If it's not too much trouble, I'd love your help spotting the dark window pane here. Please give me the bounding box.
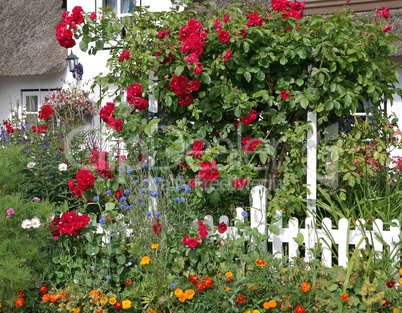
[121,0,135,13]
[25,96,38,112]
[103,0,117,12]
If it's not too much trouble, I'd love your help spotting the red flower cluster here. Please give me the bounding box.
[118,50,130,62]
[31,124,47,134]
[384,25,392,33]
[281,90,290,99]
[189,275,214,292]
[152,219,163,235]
[3,120,13,134]
[198,220,208,238]
[375,7,390,19]
[155,51,173,65]
[218,222,227,234]
[157,30,170,39]
[170,74,200,106]
[214,18,222,30]
[223,50,233,62]
[127,83,148,111]
[188,140,204,159]
[38,105,55,121]
[198,160,219,187]
[232,178,249,189]
[50,211,90,236]
[99,102,123,132]
[224,14,231,23]
[217,30,230,44]
[241,109,257,125]
[242,137,263,153]
[245,13,264,28]
[272,0,305,21]
[56,6,84,48]
[68,167,95,199]
[89,148,114,179]
[183,235,200,248]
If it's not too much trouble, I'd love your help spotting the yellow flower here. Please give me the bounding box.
[74,308,80,313]
[400,277,402,286]
[240,271,243,274]
[151,244,159,249]
[268,300,277,308]
[174,289,184,297]
[140,256,152,265]
[225,287,231,292]
[184,289,195,300]
[109,298,117,305]
[122,299,132,309]
[252,310,260,313]
[225,271,233,277]
[244,310,251,313]
[399,268,402,276]
[0,302,2,308]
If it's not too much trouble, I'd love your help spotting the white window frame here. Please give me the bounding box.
[96,0,138,18]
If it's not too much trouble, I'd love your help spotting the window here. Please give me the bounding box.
[99,0,136,17]
[21,89,59,124]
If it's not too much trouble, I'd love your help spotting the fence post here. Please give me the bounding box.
[148,72,158,213]
[250,185,267,249]
[306,111,317,217]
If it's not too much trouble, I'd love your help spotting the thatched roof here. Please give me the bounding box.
[0,0,67,77]
[193,1,402,57]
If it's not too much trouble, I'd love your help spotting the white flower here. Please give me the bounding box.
[31,217,41,228]
[21,219,32,229]
[125,262,132,267]
[27,162,36,168]
[73,279,79,284]
[58,163,68,171]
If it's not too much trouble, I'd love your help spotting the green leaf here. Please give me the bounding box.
[256,70,265,82]
[268,224,280,236]
[244,71,251,83]
[259,152,268,164]
[296,79,304,86]
[79,39,89,52]
[174,66,184,76]
[96,40,104,50]
[243,41,250,53]
[280,56,288,65]
[293,233,304,245]
[117,255,126,265]
[300,97,309,109]
[201,72,211,84]
[298,49,307,59]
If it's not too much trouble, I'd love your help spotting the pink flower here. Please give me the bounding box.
[223,50,233,61]
[383,25,392,32]
[53,236,60,241]
[281,90,290,100]
[33,197,41,201]
[6,208,14,218]
[90,12,97,20]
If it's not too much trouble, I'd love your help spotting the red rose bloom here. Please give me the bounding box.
[281,90,290,100]
[127,83,143,99]
[383,25,392,32]
[90,12,97,20]
[214,18,222,30]
[193,140,204,151]
[295,305,305,313]
[218,222,227,234]
[178,95,193,107]
[100,102,115,122]
[118,50,130,62]
[198,220,208,238]
[76,167,95,190]
[223,50,232,61]
[241,109,257,125]
[194,63,203,74]
[190,78,201,91]
[188,53,199,63]
[382,7,390,19]
[217,30,230,44]
[188,238,198,248]
[189,178,196,188]
[224,13,231,23]
[232,178,249,189]
[157,30,170,39]
[183,236,190,245]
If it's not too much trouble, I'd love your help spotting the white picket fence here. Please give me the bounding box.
[201,186,401,269]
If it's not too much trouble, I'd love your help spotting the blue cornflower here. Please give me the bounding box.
[137,198,142,203]
[174,198,180,202]
[106,275,112,280]
[186,187,192,194]
[146,212,152,217]
[128,195,134,200]
[94,196,99,201]
[124,190,130,194]
[170,283,176,288]
[150,191,159,198]
[127,168,134,174]
[179,198,185,203]
[99,218,106,224]
[181,184,188,189]
[133,180,138,183]
[50,245,55,248]
[120,197,127,202]
[155,212,161,218]
[127,205,134,209]
[144,179,149,184]
[91,266,95,271]
[142,163,149,168]
[177,175,183,180]
[241,211,248,218]
[118,166,124,172]
[141,188,147,194]
[106,190,112,195]
[176,185,183,190]
[120,205,126,209]
[155,177,162,183]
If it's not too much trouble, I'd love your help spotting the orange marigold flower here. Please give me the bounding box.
[151,244,159,249]
[15,298,24,307]
[50,294,57,303]
[124,279,131,285]
[74,308,80,313]
[184,289,195,300]
[179,294,187,302]
[340,293,349,301]
[249,285,258,290]
[42,294,51,302]
[237,295,246,303]
[255,259,267,267]
[90,290,99,296]
[268,300,277,308]
[196,283,205,292]
[225,271,233,277]
[17,290,24,297]
[174,289,184,297]
[301,282,311,293]
[109,298,117,305]
[140,256,152,265]
[295,305,305,313]
[149,310,157,313]
[189,275,200,285]
[263,302,270,309]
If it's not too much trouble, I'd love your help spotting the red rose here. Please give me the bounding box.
[224,13,231,23]
[188,238,198,248]
[100,102,115,122]
[208,170,220,181]
[72,6,84,24]
[214,18,222,30]
[118,50,130,62]
[194,63,203,74]
[127,83,143,98]
[76,167,95,190]
[190,78,201,91]
[178,95,193,107]
[232,178,249,189]
[189,178,196,188]
[218,222,227,234]
[241,109,257,125]
[281,90,290,99]
[170,74,189,98]
[217,30,230,44]
[383,25,392,32]
[382,7,390,19]
[193,140,204,151]
[191,45,203,56]
[90,12,97,20]
[113,118,123,132]
[115,188,123,199]
[157,30,170,39]
[183,236,190,245]
[38,105,54,121]
[223,50,233,61]
[188,53,199,63]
